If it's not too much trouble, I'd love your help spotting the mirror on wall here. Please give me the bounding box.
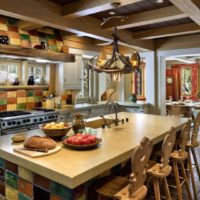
[181,67,192,96]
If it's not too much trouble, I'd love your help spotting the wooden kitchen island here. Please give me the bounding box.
[0,112,188,200]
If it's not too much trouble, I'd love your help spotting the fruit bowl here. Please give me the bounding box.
[39,122,71,138]
[62,133,102,150]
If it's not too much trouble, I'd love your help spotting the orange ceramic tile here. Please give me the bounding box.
[0,92,6,99]
[7,91,16,98]
[7,104,17,111]
[5,184,18,200]
[35,90,43,96]
[21,40,31,48]
[18,178,33,198]
[50,194,62,200]
[0,105,6,111]
[17,97,27,104]
[0,30,8,36]
[7,98,17,104]
[0,16,6,24]
[26,102,35,110]
[61,95,67,100]
[17,90,26,97]
[48,39,56,45]
[8,31,20,39]
[7,25,18,32]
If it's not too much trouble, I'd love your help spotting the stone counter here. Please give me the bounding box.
[0,112,187,200]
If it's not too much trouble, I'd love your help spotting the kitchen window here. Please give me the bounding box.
[28,63,46,83]
[0,61,20,84]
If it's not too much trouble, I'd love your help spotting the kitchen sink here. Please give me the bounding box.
[85,118,114,129]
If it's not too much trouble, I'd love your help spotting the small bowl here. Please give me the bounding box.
[39,123,71,138]
[11,135,26,143]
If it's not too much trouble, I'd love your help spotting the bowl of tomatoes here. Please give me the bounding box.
[62,133,102,150]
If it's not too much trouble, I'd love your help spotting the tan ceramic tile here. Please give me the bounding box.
[17,97,27,104]
[0,23,8,31]
[18,29,29,34]
[61,100,66,105]
[18,166,33,183]
[7,91,16,98]
[7,104,17,111]
[43,91,48,96]
[10,38,21,46]
[26,97,35,103]
[5,184,18,200]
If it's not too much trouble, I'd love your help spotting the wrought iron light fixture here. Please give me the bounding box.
[87,2,140,82]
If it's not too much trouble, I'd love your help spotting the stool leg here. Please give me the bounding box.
[188,149,198,200]
[153,177,161,200]
[180,161,193,200]
[163,177,172,200]
[191,148,200,181]
[172,160,182,200]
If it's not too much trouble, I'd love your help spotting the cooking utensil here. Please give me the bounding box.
[18,147,49,153]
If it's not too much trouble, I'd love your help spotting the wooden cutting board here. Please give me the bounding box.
[14,145,61,158]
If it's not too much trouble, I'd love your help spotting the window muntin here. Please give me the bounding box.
[28,63,46,83]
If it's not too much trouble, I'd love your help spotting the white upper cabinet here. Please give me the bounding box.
[63,55,83,90]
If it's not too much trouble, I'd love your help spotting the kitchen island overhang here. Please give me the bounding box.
[0,112,188,190]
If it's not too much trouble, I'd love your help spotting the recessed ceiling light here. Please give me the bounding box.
[156,0,164,3]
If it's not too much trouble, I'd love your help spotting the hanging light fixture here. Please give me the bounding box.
[87,2,140,82]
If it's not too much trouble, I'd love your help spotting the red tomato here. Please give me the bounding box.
[88,135,96,143]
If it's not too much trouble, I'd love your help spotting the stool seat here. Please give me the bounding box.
[170,150,188,161]
[115,185,147,200]
[186,141,199,148]
[96,176,129,197]
[147,164,172,178]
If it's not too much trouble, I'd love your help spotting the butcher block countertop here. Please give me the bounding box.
[0,112,187,189]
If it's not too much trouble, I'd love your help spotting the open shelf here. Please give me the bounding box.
[0,85,49,91]
[0,44,75,62]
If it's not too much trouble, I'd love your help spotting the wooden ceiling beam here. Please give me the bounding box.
[62,0,143,19]
[170,0,200,25]
[103,6,187,29]
[18,20,44,31]
[132,23,200,39]
[0,0,153,51]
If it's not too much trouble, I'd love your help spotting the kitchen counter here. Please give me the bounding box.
[0,112,187,191]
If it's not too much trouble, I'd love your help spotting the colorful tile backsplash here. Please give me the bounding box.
[0,15,64,52]
[0,89,46,111]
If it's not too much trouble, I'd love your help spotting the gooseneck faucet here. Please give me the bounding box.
[105,100,118,125]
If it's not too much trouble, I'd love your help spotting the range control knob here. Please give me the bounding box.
[8,122,12,126]
[39,118,43,122]
[23,119,27,123]
[12,121,16,125]
[27,119,30,122]
[17,121,21,125]
[33,119,38,123]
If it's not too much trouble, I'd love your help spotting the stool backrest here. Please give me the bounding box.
[128,137,153,195]
[160,127,176,170]
[168,105,186,117]
[180,121,191,152]
[191,111,200,145]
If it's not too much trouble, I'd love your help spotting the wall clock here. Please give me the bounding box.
[166,77,173,84]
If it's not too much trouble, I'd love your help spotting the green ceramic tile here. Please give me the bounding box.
[6,17,17,25]
[20,34,30,41]
[26,90,34,97]
[16,103,26,110]
[50,182,72,199]
[5,171,18,189]
[0,168,5,182]
[34,96,42,103]
[0,158,5,169]
[0,99,6,105]
[48,45,58,52]
[18,192,31,200]
[47,34,55,39]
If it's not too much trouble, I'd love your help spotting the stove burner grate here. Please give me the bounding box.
[0,111,31,118]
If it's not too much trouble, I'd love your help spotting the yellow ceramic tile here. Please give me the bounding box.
[18,28,29,34]
[0,23,8,31]
[26,97,34,103]
[7,91,16,98]
[17,97,27,104]
[43,91,48,96]
[61,100,66,105]
[10,38,21,46]
[5,184,18,200]
[7,104,16,111]
[30,36,39,43]
[18,166,33,183]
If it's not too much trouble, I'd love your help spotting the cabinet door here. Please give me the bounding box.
[64,55,82,90]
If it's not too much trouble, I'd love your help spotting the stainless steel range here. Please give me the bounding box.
[0,109,58,135]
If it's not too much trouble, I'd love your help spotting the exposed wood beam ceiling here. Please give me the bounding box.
[62,0,143,18]
[170,0,200,25]
[103,6,187,29]
[132,23,200,39]
[0,0,153,51]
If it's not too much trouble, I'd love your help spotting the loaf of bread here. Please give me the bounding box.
[24,136,56,150]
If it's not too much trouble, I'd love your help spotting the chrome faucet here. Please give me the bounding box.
[105,101,119,126]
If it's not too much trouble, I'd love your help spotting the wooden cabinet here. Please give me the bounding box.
[63,55,82,90]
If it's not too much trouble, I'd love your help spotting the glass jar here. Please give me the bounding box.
[72,113,85,134]
[27,76,35,85]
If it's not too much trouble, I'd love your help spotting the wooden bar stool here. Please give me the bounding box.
[96,137,153,200]
[170,121,193,200]
[147,127,176,200]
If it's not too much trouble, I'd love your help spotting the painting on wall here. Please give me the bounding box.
[181,67,192,96]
